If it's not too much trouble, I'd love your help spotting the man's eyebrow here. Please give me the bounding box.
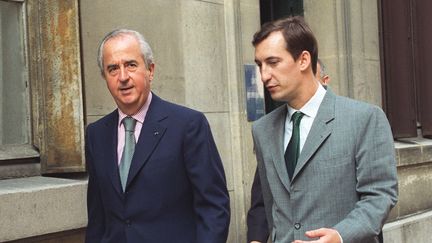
[106,60,138,69]
[255,56,280,64]
[264,56,280,62]
[124,59,138,65]
[106,64,118,69]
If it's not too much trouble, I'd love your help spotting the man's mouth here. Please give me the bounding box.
[120,86,133,91]
[266,85,277,91]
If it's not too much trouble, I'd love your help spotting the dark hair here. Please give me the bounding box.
[252,16,318,75]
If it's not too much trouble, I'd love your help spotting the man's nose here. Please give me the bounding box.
[260,67,271,83]
[119,67,129,82]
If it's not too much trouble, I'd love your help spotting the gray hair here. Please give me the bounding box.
[317,58,327,78]
[97,29,154,75]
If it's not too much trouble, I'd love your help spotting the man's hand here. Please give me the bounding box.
[292,228,341,243]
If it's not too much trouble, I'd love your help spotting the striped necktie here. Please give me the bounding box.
[119,116,136,191]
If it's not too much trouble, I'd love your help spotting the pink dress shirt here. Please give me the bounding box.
[117,92,152,165]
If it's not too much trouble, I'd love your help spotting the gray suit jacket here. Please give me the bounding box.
[252,89,398,243]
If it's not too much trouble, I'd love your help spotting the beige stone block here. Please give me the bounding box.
[363,60,382,106]
[396,163,432,218]
[0,177,87,241]
[84,78,116,116]
[304,0,339,58]
[0,162,40,180]
[387,200,400,222]
[347,1,363,54]
[422,144,432,163]
[320,58,342,95]
[80,0,186,116]
[227,190,237,243]
[348,0,379,59]
[384,223,404,243]
[384,210,432,243]
[181,0,229,112]
[196,0,224,4]
[305,0,383,104]
[241,121,257,207]
[362,0,381,60]
[239,0,260,63]
[351,59,382,106]
[305,0,351,97]
[346,1,382,106]
[205,112,234,191]
[397,145,423,167]
[391,142,432,222]
[85,115,105,126]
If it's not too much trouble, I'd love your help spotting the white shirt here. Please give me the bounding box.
[283,84,327,152]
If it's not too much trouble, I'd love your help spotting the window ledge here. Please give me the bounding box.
[384,209,432,242]
[394,138,432,167]
[0,144,39,161]
[0,176,88,242]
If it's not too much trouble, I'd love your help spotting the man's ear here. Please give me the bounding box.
[148,63,155,81]
[298,50,311,72]
[321,75,330,85]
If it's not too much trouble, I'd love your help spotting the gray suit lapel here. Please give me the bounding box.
[293,90,336,181]
[265,106,292,192]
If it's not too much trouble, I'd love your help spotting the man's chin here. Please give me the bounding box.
[270,94,286,102]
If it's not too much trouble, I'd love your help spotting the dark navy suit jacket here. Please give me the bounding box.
[247,168,270,243]
[85,94,230,243]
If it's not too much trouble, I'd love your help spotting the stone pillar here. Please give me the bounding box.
[304,0,382,106]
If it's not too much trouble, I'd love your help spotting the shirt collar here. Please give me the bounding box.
[118,92,153,127]
[286,84,327,119]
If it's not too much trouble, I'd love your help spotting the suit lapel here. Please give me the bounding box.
[292,90,336,181]
[266,106,292,192]
[101,111,124,196]
[126,95,167,189]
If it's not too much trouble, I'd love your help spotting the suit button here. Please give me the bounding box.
[125,219,131,226]
[294,223,301,230]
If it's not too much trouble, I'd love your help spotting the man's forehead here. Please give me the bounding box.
[105,58,137,65]
[103,42,142,64]
[255,43,289,61]
[256,33,286,52]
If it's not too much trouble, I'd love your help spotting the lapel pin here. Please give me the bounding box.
[154,131,159,136]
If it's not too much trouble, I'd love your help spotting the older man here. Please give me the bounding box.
[85,29,230,243]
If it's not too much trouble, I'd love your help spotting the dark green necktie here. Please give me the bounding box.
[285,111,304,180]
[119,116,136,191]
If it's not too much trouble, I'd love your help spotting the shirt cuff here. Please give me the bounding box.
[337,230,343,243]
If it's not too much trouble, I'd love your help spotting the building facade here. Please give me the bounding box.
[0,0,431,242]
